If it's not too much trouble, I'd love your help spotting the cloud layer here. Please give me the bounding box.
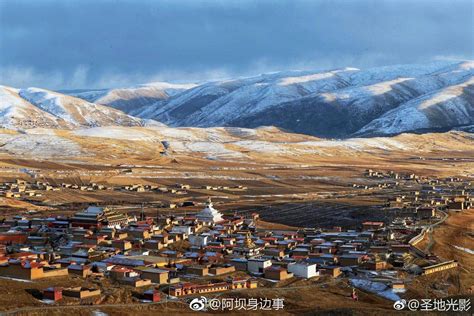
[0,0,472,89]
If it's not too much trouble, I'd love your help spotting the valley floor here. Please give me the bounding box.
[0,130,472,315]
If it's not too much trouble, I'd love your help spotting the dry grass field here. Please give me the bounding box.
[0,129,472,315]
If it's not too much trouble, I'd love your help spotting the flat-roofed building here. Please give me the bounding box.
[247,258,272,274]
[139,267,169,284]
[288,262,318,278]
[264,267,293,281]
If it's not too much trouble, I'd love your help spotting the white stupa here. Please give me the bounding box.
[196,198,224,223]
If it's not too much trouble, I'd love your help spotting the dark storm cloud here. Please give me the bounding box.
[0,0,472,89]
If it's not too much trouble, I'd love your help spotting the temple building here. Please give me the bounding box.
[234,232,260,256]
[70,206,129,229]
[195,198,224,224]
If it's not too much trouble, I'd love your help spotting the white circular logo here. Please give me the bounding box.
[189,297,207,311]
[393,299,406,310]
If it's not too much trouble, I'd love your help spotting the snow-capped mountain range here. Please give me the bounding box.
[0,86,151,129]
[68,82,196,113]
[1,61,473,137]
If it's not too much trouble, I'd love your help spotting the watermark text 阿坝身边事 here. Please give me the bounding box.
[189,297,284,311]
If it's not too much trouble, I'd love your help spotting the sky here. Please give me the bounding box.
[0,0,473,90]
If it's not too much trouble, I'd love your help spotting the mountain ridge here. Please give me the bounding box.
[1,61,473,137]
[69,60,473,138]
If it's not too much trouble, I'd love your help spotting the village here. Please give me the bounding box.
[0,168,472,312]
[0,172,247,204]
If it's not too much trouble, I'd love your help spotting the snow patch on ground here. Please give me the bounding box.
[0,276,32,282]
[350,279,401,301]
[454,245,474,255]
[234,141,289,153]
[300,138,410,151]
[0,134,83,157]
[24,128,57,135]
[168,141,245,159]
[74,127,157,141]
[158,128,201,141]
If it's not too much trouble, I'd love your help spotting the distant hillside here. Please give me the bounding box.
[71,61,473,138]
[0,85,150,129]
[70,82,196,113]
[0,126,472,162]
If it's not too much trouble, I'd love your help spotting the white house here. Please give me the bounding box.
[288,262,319,278]
[247,258,272,274]
[189,234,209,247]
[171,225,192,235]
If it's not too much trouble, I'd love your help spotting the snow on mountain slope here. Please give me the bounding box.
[141,81,243,120]
[345,61,460,86]
[71,82,196,113]
[0,86,71,129]
[150,68,359,126]
[145,62,458,126]
[227,62,473,137]
[126,60,473,137]
[2,61,472,137]
[18,87,144,128]
[356,75,474,136]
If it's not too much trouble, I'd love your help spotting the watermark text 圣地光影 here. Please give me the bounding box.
[393,298,471,312]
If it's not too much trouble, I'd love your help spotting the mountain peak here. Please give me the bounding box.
[0,85,147,130]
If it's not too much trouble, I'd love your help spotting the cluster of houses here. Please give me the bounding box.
[0,172,470,304]
[1,178,248,202]
[360,170,473,212]
[122,183,188,194]
[121,183,247,194]
[365,169,421,180]
[385,187,472,213]
[1,179,50,199]
[0,179,109,199]
[61,182,108,191]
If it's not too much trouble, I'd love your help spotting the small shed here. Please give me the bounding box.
[43,287,62,301]
[143,289,161,302]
